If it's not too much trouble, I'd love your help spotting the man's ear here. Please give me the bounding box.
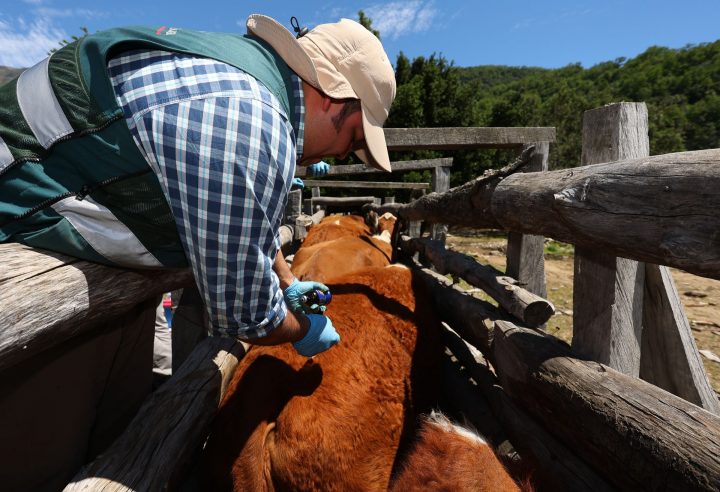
[321,94,333,113]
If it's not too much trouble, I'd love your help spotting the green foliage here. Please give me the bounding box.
[357,11,380,39]
[544,240,574,257]
[48,26,90,55]
[389,38,720,179]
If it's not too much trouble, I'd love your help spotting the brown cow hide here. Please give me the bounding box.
[291,235,393,283]
[202,264,444,491]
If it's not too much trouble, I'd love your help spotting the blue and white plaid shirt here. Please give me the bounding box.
[108,50,304,340]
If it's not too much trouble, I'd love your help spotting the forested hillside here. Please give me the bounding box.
[0,67,22,86]
[387,40,720,186]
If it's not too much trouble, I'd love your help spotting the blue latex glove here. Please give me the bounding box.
[293,314,340,356]
[291,177,304,189]
[307,161,330,177]
[284,278,330,314]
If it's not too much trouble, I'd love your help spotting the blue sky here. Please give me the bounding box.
[1,0,718,69]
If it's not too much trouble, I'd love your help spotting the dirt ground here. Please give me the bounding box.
[445,229,720,397]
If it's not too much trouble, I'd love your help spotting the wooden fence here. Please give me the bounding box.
[365,103,720,490]
[2,107,720,491]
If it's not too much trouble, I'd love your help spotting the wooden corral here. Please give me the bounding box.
[2,108,720,491]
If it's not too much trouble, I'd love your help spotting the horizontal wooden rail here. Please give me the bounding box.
[310,196,377,207]
[0,243,194,372]
[371,147,720,280]
[384,127,556,150]
[295,158,452,177]
[66,337,246,491]
[410,258,720,491]
[493,319,720,492]
[399,235,555,327]
[441,325,614,491]
[304,180,428,190]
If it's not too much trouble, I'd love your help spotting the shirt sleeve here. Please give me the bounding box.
[132,94,295,339]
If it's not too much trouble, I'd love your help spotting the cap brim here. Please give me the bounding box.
[355,104,391,172]
[246,14,321,89]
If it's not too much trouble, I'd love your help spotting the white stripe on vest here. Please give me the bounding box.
[17,57,74,149]
[51,196,163,267]
[0,136,13,173]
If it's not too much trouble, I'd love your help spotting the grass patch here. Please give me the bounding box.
[544,240,574,257]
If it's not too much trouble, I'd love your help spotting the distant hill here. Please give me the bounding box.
[0,66,23,86]
[456,65,549,90]
[387,39,720,183]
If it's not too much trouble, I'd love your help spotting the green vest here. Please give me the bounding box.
[0,26,298,267]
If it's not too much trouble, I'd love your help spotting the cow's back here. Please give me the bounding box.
[301,215,370,248]
[202,264,443,491]
[291,235,393,283]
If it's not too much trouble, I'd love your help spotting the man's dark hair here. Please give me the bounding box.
[332,99,362,132]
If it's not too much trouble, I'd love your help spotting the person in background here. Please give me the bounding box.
[162,292,173,328]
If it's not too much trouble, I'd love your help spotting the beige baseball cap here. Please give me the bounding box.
[246,14,396,172]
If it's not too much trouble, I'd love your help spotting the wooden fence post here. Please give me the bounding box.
[431,164,451,243]
[505,142,549,299]
[284,189,302,225]
[641,264,720,413]
[572,103,648,375]
[172,286,209,373]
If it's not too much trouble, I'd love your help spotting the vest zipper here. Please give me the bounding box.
[0,168,150,227]
[0,114,123,180]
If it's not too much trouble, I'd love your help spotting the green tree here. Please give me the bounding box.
[357,11,380,39]
[49,26,90,55]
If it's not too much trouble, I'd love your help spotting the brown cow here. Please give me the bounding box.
[300,214,371,248]
[202,213,527,491]
[203,264,443,491]
[291,213,395,283]
[391,412,530,492]
[300,212,395,249]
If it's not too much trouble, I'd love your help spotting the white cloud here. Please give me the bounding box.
[363,1,438,40]
[0,17,67,68]
[0,8,106,68]
[35,7,105,19]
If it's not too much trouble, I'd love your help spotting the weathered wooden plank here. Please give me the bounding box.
[572,252,645,371]
[442,324,616,492]
[294,158,452,177]
[400,236,554,327]
[431,164,451,242]
[278,225,294,249]
[364,145,535,226]
[572,102,648,375]
[172,286,209,373]
[641,264,720,414]
[302,179,429,190]
[0,243,194,372]
[493,319,720,492]
[491,148,720,280]
[65,336,246,491]
[441,334,510,448]
[369,146,720,279]
[284,189,302,224]
[409,260,500,354]
[2,298,157,492]
[291,214,313,241]
[384,127,556,150]
[311,209,326,224]
[506,142,549,300]
[311,196,377,207]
